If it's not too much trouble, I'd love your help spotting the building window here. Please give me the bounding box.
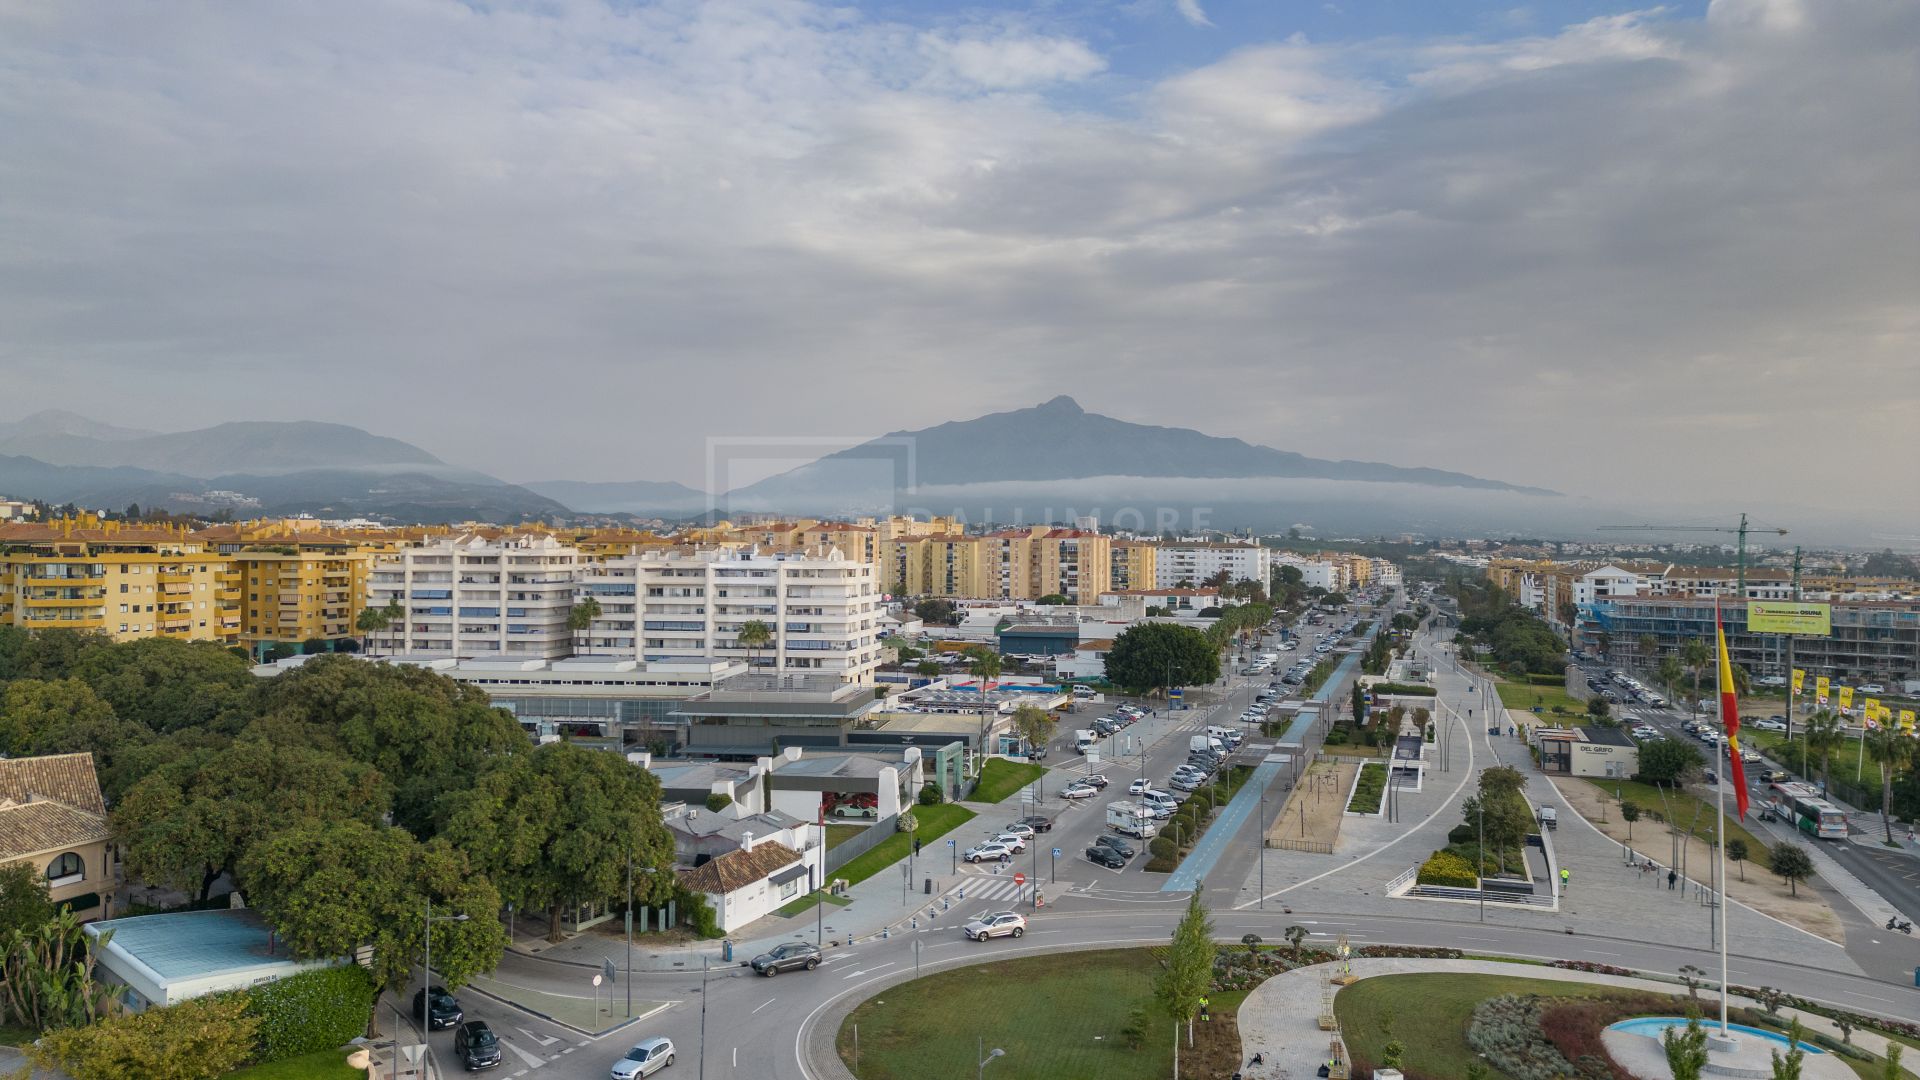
[47,851,84,883]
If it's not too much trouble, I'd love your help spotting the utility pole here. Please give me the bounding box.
[1784,547,1801,746]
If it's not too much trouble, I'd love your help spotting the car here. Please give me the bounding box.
[612,1037,676,1079]
[1016,814,1055,832]
[1093,834,1136,858]
[1742,749,1763,764]
[963,842,1013,863]
[1082,774,1110,789]
[1860,683,1885,694]
[1060,783,1099,799]
[1141,801,1174,819]
[992,832,1029,853]
[1128,778,1153,795]
[1169,776,1201,792]
[454,1021,503,1071]
[1000,822,1036,839]
[1086,845,1127,869]
[963,911,1028,940]
[750,941,822,976]
[1751,718,1787,732]
[413,986,463,1030]
[1703,771,1719,786]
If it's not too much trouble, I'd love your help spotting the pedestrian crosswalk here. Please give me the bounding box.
[944,874,1033,904]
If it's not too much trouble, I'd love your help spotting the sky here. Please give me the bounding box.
[2,0,1915,513]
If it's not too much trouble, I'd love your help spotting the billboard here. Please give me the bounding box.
[1747,602,1832,635]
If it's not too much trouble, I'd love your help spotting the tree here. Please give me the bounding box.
[1104,623,1219,697]
[439,742,675,942]
[1865,724,1916,844]
[1620,801,1640,840]
[1727,838,1749,882]
[354,605,392,656]
[1883,1043,1903,1080]
[736,618,773,669]
[1036,594,1070,605]
[0,909,117,1032]
[1800,711,1846,790]
[115,739,392,902]
[568,597,603,656]
[914,659,941,680]
[68,637,256,735]
[1637,738,1705,787]
[1011,704,1055,756]
[300,636,330,655]
[1587,695,1610,719]
[1681,639,1711,716]
[0,863,52,939]
[31,993,259,1080]
[1284,924,1308,949]
[1678,964,1706,1000]
[0,678,114,756]
[1770,842,1814,895]
[1769,1016,1805,1080]
[239,818,506,1019]
[964,646,1001,691]
[1638,633,1659,664]
[1663,1010,1710,1080]
[912,598,959,626]
[1155,889,1216,1046]
[1323,592,1348,608]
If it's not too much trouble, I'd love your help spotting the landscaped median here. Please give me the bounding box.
[970,758,1047,803]
[832,803,976,886]
[1345,762,1387,814]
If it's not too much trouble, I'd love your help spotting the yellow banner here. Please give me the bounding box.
[1900,709,1916,731]
[1815,676,1830,702]
[1838,686,1854,712]
[1864,697,1881,717]
[1747,602,1833,635]
[1791,668,1805,693]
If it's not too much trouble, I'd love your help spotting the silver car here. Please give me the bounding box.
[962,911,1028,941]
[611,1037,675,1079]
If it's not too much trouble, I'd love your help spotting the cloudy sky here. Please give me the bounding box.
[2,0,1915,511]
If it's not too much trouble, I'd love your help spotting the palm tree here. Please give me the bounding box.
[965,647,1004,764]
[737,619,774,671]
[1637,633,1658,667]
[354,606,391,657]
[1801,710,1846,790]
[1681,639,1711,717]
[568,597,603,656]
[1864,724,1917,844]
[1658,655,1685,701]
[1596,631,1612,661]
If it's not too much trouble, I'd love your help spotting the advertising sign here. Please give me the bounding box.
[1747,602,1832,635]
[1837,686,1854,713]
[1815,676,1830,704]
[1791,668,1805,694]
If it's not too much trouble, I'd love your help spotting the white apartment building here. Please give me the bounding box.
[368,534,580,659]
[1153,541,1272,590]
[579,545,881,685]
[1273,554,1343,591]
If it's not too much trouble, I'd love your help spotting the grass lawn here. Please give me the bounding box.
[1744,730,1880,789]
[834,803,976,886]
[825,823,866,850]
[1582,777,1773,870]
[220,1048,363,1079]
[1336,972,1660,1080]
[838,949,1172,1080]
[774,888,853,918]
[0,1023,35,1048]
[972,758,1047,804]
[1494,679,1583,716]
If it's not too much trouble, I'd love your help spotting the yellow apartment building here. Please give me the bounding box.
[894,534,992,598]
[0,518,239,643]
[1111,540,1158,593]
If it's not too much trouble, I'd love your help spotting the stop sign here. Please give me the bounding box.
[1014,872,1026,886]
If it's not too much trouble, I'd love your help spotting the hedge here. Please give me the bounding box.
[1417,849,1479,888]
[1148,836,1177,861]
[244,966,375,1064]
[1347,763,1387,814]
[1370,682,1437,696]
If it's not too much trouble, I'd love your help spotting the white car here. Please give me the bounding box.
[1750,718,1787,732]
[962,911,1027,941]
[1129,778,1153,795]
[963,842,1013,863]
[991,832,1029,853]
[1060,783,1099,800]
[1860,683,1885,694]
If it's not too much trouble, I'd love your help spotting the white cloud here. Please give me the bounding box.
[1175,0,1214,29]
[0,0,1914,513]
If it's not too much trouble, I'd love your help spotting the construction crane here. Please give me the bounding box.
[1597,513,1788,594]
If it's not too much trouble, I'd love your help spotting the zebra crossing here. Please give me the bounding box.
[942,873,1040,905]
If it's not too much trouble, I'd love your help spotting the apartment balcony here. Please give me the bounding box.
[23,592,108,606]
[218,588,242,602]
[23,613,104,629]
[158,571,193,584]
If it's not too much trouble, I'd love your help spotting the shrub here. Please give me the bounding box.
[1148,836,1177,861]
[1417,850,1478,888]
[1144,855,1178,873]
[676,885,724,939]
[1189,791,1213,815]
[1348,763,1388,813]
[34,994,259,1080]
[243,966,375,1063]
[1324,728,1349,746]
[918,782,942,806]
[1447,822,1477,846]
[704,792,733,812]
[1465,994,1581,1080]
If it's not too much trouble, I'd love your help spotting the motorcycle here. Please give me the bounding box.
[1887,917,1912,934]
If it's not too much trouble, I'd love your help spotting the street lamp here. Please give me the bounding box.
[626,854,660,1017]
[977,1039,1006,1080]
[422,901,470,1073]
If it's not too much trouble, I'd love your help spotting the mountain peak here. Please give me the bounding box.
[1034,395,1084,415]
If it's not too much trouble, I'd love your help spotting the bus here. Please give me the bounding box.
[1768,781,1848,840]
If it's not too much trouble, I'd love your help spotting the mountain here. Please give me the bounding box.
[520,479,708,517]
[0,417,443,477]
[726,396,1556,511]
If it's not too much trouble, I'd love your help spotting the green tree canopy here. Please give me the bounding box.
[1155,889,1216,1039]
[439,742,675,941]
[1106,623,1220,696]
[1635,738,1704,786]
[0,861,53,938]
[68,638,256,734]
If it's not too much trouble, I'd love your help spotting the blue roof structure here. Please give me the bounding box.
[87,909,286,980]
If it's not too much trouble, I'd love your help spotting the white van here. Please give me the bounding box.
[1204,726,1242,748]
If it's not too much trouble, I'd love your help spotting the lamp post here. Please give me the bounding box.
[626,853,660,1018]
[422,901,470,1074]
[977,1039,1005,1080]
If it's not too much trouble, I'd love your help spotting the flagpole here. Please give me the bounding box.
[1716,718,1730,1035]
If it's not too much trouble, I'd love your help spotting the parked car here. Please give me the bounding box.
[1016,814,1055,832]
[1128,778,1153,795]
[750,942,822,976]
[1751,718,1787,732]
[991,833,1029,853]
[1093,834,1136,859]
[611,1037,676,1079]
[455,1021,503,1071]
[1086,845,1127,869]
[1000,822,1036,839]
[413,986,463,1030]
[1082,774,1110,789]
[1170,776,1200,792]
[1060,783,1099,799]
[963,842,1013,863]
[963,911,1028,941]
[1741,749,1763,764]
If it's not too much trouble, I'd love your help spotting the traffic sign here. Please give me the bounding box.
[1052,848,1061,858]
[602,958,617,983]
[1014,872,1026,885]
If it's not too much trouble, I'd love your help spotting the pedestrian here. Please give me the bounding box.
[1559,867,1571,891]
[914,838,922,856]
[1000,851,1010,866]
[1668,868,1678,890]
[1199,995,1211,1021]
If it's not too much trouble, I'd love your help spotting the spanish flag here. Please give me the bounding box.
[1716,600,1749,819]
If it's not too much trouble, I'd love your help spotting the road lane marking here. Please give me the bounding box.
[751,998,776,1014]
[842,962,897,979]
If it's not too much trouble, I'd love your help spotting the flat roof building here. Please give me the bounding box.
[85,908,344,1012]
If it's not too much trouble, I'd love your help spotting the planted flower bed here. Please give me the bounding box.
[1346,762,1387,814]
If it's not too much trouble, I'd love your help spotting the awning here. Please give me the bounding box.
[769,864,810,887]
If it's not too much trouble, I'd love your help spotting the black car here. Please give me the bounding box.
[750,941,821,976]
[454,1021,502,1071]
[413,986,462,1030]
[1085,845,1127,869]
[1092,835,1135,859]
[1016,815,1055,833]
